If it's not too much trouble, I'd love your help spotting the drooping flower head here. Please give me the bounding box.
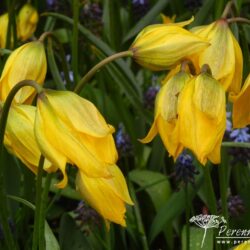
[178,70,226,165]
[130,18,209,71]
[76,165,133,227]
[34,90,118,188]
[17,4,39,41]
[140,71,191,159]
[191,19,243,94]
[0,41,47,104]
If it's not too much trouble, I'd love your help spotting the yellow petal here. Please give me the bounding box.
[45,90,114,137]
[233,242,250,250]
[193,73,225,119]
[0,41,47,104]
[178,77,226,165]
[139,119,158,144]
[191,19,242,92]
[0,13,9,48]
[35,93,111,184]
[79,133,118,164]
[76,165,133,226]
[4,104,53,174]
[228,31,243,94]
[232,73,250,128]
[157,116,183,159]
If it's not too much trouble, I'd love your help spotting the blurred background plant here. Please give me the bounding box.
[0,0,250,249]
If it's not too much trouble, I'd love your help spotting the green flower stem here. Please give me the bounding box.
[38,173,52,250]
[74,50,133,94]
[219,157,229,222]
[227,17,250,24]
[39,32,71,88]
[203,166,217,215]
[72,0,80,84]
[221,141,250,148]
[128,181,149,250]
[47,37,66,90]
[185,185,190,250]
[32,156,45,250]
[0,80,43,250]
[221,0,234,18]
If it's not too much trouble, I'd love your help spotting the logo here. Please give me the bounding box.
[190,214,250,248]
[190,214,226,248]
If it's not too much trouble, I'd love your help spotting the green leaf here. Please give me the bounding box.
[190,0,215,27]
[46,38,66,90]
[129,170,171,210]
[149,172,204,243]
[182,226,214,250]
[7,195,35,210]
[103,0,122,50]
[0,48,12,55]
[123,0,170,43]
[45,222,60,250]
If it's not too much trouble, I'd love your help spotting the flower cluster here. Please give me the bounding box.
[0,40,133,227]
[133,17,249,166]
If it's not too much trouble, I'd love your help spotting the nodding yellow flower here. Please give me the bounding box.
[0,41,47,104]
[17,4,39,41]
[140,71,191,159]
[76,165,133,227]
[0,13,9,48]
[3,103,53,174]
[232,73,250,128]
[130,19,209,71]
[34,90,118,188]
[191,19,243,94]
[178,72,226,165]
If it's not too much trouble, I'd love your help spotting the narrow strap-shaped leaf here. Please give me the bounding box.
[123,0,170,43]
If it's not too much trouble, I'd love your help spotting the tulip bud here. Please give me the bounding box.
[130,21,209,71]
[0,41,47,104]
[17,4,39,41]
[0,13,9,48]
[76,165,133,227]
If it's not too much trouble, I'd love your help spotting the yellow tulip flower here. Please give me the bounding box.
[17,4,39,41]
[178,72,226,165]
[0,13,9,48]
[232,73,250,128]
[3,103,53,174]
[140,71,191,159]
[130,19,209,71]
[0,41,47,104]
[191,19,243,94]
[34,90,118,188]
[76,165,133,227]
